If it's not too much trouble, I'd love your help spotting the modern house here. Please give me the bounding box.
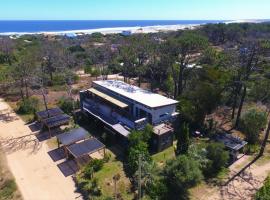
[80,80,179,152]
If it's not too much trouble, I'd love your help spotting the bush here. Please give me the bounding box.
[205,142,229,176]
[0,179,17,200]
[84,65,93,74]
[17,97,39,114]
[239,109,267,144]
[57,97,79,114]
[163,155,203,198]
[103,152,111,163]
[77,161,103,199]
[52,74,66,86]
[176,122,190,155]
[255,176,270,200]
[89,159,104,172]
[244,144,260,155]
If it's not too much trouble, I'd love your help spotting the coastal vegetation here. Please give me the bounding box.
[0,147,22,200]
[1,22,270,199]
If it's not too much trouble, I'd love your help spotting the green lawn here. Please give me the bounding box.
[152,145,175,167]
[94,153,133,200]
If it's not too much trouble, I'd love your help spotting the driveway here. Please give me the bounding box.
[0,98,82,200]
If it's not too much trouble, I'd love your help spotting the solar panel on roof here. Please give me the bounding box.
[56,127,89,146]
[67,138,105,159]
[36,108,64,120]
[44,114,70,128]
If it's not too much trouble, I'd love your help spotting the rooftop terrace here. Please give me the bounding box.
[93,80,178,108]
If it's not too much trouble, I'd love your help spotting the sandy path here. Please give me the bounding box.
[0,98,82,200]
[201,155,270,200]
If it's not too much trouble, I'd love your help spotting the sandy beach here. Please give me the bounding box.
[1,24,200,36]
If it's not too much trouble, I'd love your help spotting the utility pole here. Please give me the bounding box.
[138,154,142,200]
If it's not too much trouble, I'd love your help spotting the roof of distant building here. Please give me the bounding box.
[93,80,178,108]
[215,133,247,151]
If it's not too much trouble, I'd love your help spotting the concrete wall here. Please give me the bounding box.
[151,105,177,124]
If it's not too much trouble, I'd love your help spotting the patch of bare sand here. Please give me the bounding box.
[199,155,270,200]
[0,98,82,200]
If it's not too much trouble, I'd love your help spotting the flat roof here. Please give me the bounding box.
[215,134,247,151]
[36,107,64,120]
[43,114,70,128]
[88,88,128,108]
[56,127,89,146]
[153,123,173,135]
[67,138,105,159]
[93,80,178,108]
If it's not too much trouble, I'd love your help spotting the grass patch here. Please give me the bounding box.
[6,101,34,123]
[46,137,58,149]
[0,147,22,200]
[152,145,175,167]
[94,156,133,200]
[50,85,68,92]
[0,180,17,200]
[255,154,270,166]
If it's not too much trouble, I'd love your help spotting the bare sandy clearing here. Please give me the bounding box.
[0,98,82,200]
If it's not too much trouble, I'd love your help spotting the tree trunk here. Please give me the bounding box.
[231,86,240,119]
[24,79,29,98]
[50,72,53,82]
[138,75,141,87]
[259,119,270,157]
[235,85,246,128]
[20,79,25,101]
[178,65,184,96]
[174,81,178,99]
[41,88,49,117]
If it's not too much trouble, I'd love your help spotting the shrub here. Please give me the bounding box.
[176,122,190,155]
[255,176,270,200]
[0,179,17,200]
[244,144,260,155]
[163,155,203,197]
[17,97,39,114]
[89,159,104,172]
[205,142,229,176]
[239,109,267,144]
[57,97,79,114]
[84,65,93,74]
[52,74,66,86]
[103,152,111,163]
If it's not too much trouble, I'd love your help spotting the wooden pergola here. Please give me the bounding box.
[42,114,71,137]
[56,127,89,157]
[66,138,106,166]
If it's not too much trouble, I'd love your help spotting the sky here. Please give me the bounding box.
[0,0,269,20]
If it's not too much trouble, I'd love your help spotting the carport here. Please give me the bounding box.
[42,114,71,137]
[36,107,64,121]
[66,138,105,166]
[56,127,89,157]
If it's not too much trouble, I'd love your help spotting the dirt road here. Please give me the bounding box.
[0,98,82,200]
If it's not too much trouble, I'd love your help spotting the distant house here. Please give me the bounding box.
[121,30,132,36]
[80,80,179,152]
[215,133,247,162]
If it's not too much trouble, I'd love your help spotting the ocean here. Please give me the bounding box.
[0,20,227,35]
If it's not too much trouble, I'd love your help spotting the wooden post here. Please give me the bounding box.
[48,126,51,138]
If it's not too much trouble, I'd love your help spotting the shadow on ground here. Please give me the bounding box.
[48,148,66,162]
[57,159,79,177]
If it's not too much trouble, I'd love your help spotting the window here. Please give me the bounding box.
[159,113,168,118]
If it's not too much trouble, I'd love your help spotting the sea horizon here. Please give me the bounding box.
[0,20,229,35]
